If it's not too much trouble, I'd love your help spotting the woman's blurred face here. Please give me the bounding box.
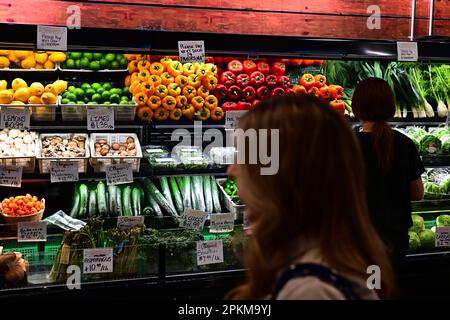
[227,164,257,224]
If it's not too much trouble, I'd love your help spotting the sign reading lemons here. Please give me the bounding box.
[37,26,68,51]
[0,107,30,130]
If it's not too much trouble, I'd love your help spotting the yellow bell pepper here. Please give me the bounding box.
[167,83,181,97]
[155,85,168,99]
[161,72,174,86]
[196,107,211,120]
[162,96,177,111]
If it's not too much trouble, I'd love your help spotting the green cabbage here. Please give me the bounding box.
[418,229,435,249]
[436,214,450,227]
[424,181,446,199]
[405,127,427,140]
[441,134,450,154]
[420,134,442,155]
[409,215,425,233]
[440,177,450,194]
[430,128,450,139]
[408,231,421,251]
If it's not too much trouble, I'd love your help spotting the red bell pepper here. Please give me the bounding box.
[205,56,215,64]
[243,60,257,75]
[331,85,344,99]
[237,101,251,110]
[277,75,290,89]
[308,86,321,97]
[221,101,237,111]
[250,71,265,87]
[257,62,270,76]
[256,86,270,100]
[252,99,261,108]
[212,84,228,100]
[271,62,286,76]
[271,87,285,97]
[224,57,235,65]
[214,57,224,66]
[319,86,331,100]
[285,88,296,95]
[236,74,250,88]
[314,74,327,88]
[227,85,241,100]
[292,84,307,95]
[329,99,345,113]
[300,74,315,90]
[289,59,303,66]
[242,86,256,101]
[228,60,244,75]
[266,75,278,88]
[220,71,236,87]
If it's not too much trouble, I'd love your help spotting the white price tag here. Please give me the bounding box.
[59,244,71,265]
[178,40,205,63]
[17,221,47,242]
[105,163,133,186]
[210,213,235,233]
[436,227,450,247]
[117,216,144,230]
[87,108,114,131]
[179,208,208,230]
[0,165,22,188]
[225,110,247,129]
[196,240,224,266]
[0,108,30,130]
[50,161,79,183]
[83,248,113,274]
[397,41,418,62]
[37,25,68,51]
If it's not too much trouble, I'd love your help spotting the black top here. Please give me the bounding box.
[357,130,425,235]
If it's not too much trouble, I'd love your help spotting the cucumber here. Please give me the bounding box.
[203,176,213,213]
[183,176,192,209]
[143,178,178,217]
[147,193,162,217]
[210,176,222,213]
[70,188,80,218]
[78,184,88,219]
[192,176,206,211]
[169,176,184,215]
[88,190,97,217]
[106,191,110,216]
[116,186,123,216]
[96,181,108,217]
[176,177,184,193]
[132,187,142,216]
[108,185,118,217]
[122,186,132,216]
[190,179,198,210]
[159,177,176,213]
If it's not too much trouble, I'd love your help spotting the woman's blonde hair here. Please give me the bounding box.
[226,94,393,299]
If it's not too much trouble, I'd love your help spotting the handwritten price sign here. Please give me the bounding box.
[0,165,22,188]
[50,161,79,183]
[37,25,67,51]
[18,221,47,242]
[436,227,450,247]
[117,216,144,230]
[179,209,208,230]
[105,163,133,185]
[87,108,114,131]
[225,110,247,129]
[210,213,235,233]
[196,240,224,266]
[83,248,113,274]
[0,108,30,130]
[178,40,205,63]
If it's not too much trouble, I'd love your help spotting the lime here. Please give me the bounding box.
[62,92,69,99]
[101,91,111,102]
[123,87,130,96]
[110,61,120,69]
[120,96,129,102]
[68,86,76,93]
[83,52,93,60]
[60,62,67,69]
[102,83,112,91]
[105,53,115,62]
[80,57,90,70]
[99,59,109,70]
[91,83,102,91]
[71,52,82,60]
[109,88,120,95]
[90,61,101,71]
[65,59,74,69]
[87,101,97,105]
[77,101,85,105]
[119,58,127,69]
[75,60,81,68]
[85,88,96,99]
[103,101,111,105]
[96,88,105,95]
[74,88,85,100]
[61,98,70,104]
[84,97,90,103]
[80,83,91,91]
[110,93,120,103]
[93,53,103,60]
[66,93,77,102]
[91,93,102,103]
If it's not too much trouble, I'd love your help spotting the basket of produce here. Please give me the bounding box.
[89,133,142,172]
[0,195,45,230]
[216,178,245,218]
[36,133,90,174]
[0,50,65,71]
[59,52,127,72]
[0,129,39,173]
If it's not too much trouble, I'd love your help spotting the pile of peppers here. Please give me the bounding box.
[224,178,241,205]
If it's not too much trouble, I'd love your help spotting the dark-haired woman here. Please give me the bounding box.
[352,78,425,271]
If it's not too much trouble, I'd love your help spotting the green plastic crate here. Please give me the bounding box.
[2,242,39,264]
[44,236,63,265]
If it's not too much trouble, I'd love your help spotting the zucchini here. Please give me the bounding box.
[210,176,222,213]
[143,178,178,217]
[147,193,163,217]
[78,184,88,219]
[169,176,184,215]
[192,176,206,211]
[203,176,213,213]
[115,186,123,217]
[70,188,80,218]
[106,191,110,217]
[132,187,142,216]
[122,186,132,217]
[96,181,108,217]
[108,185,118,217]
[176,177,184,193]
[183,176,192,209]
[159,177,176,213]
[88,190,97,217]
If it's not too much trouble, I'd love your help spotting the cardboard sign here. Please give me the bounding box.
[179,209,208,230]
[17,221,47,242]
[225,110,247,129]
[0,165,22,188]
[50,161,79,183]
[37,25,68,51]
[397,42,418,62]
[436,227,450,247]
[83,248,113,274]
[178,40,205,63]
[117,216,144,230]
[105,163,133,186]
[210,213,235,233]
[0,108,30,130]
[87,108,114,131]
[196,240,224,266]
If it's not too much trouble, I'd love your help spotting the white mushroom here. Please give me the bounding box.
[0,133,7,142]
[8,129,19,139]
[23,134,33,144]
[18,131,24,138]
[14,137,23,147]
[5,137,13,145]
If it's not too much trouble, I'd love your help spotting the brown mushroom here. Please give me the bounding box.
[100,148,109,156]
[119,145,126,152]
[98,139,108,145]
[127,149,137,156]
[95,143,101,149]
[126,137,135,144]
[127,143,135,150]
[112,143,120,150]
[120,150,128,156]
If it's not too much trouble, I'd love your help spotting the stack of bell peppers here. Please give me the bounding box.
[213,59,291,111]
[125,56,224,121]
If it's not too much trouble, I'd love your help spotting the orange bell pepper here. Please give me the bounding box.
[196,66,210,79]
[160,57,173,69]
[154,107,169,121]
[204,95,218,110]
[124,75,131,87]
[175,75,189,88]
[182,63,195,76]
[192,96,205,110]
[176,95,188,108]
[150,75,162,87]
[135,92,148,107]
[137,106,153,121]
[135,54,147,61]
[147,95,162,110]
[182,105,195,119]
[210,106,224,120]
[150,62,164,75]
[162,95,177,110]
[168,61,183,77]
[138,70,150,81]
[202,75,218,91]
[155,85,168,99]
[138,60,151,71]
[188,74,201,88]
[197,86,210,99]
[182,86,196,101]
[167,83,181,97]
[128,60,139,73]
[169,108,182,121]
[141,81,155,97]
[196,107,211,120]
[130,72,140,84]
[130,81,144,95]
[206,63,218,74]
[161,72,175,86]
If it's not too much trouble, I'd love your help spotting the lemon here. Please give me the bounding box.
[44,60,55,69]
[11,78,27,91]
[28,95,42,104]
[44,84,58,95]
[40,92,57,104]
[0,56,10,68]
[13,87,31,103]
[0,90,13,104]
[34,52,48,64]
[52,80,68,94]
[29,82,45,96]
[0,80,7,91]
[21,55,36,69]
[13,50,29,60]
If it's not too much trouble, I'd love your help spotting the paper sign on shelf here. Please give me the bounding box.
[50,161,79,183]
[397,42,418,62]
[87,108,114,131]
[179,208,208,230]
[225,110,247,129]
[37,25,67,51]
[0,165,22,188]
[209,213,235,233]
[17,221,47,242]
[0,108,30,130]
[178,40,205,64]
[105,163,133,186]
[196,240,224,266]
[83,248,113,274]
[117,216,145,230]
[436,227,450,247]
